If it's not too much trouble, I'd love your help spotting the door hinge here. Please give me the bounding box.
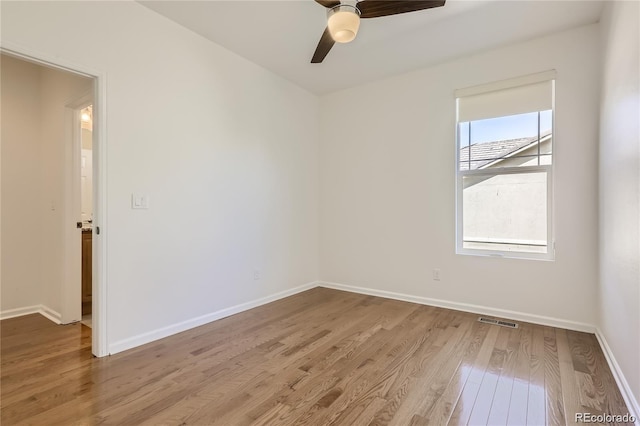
[95,226,100,235]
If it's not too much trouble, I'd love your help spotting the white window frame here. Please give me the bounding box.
[454,72,556,261]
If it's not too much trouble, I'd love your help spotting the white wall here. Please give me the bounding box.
[1,1,319,352]
[1,55,43,312]
[319,24,601,328]
[598,0,640,413]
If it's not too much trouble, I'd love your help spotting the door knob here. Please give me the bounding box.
[77,222,82,229]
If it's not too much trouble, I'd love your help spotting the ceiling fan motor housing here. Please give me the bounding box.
[327,4,361,43]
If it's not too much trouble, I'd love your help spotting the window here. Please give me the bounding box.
[455,71,555,260]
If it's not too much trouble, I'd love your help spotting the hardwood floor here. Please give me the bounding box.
[0,288,632,425]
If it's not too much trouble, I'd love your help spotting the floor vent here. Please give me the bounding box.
[478,317,519,328]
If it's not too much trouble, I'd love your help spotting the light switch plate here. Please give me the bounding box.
[131,193,150,209]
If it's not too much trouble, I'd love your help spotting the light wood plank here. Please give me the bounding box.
[486,327,520,424]
[544,326,567,426]
[527,325,547,425]
[447,325,501,425]
[421,321,491,424]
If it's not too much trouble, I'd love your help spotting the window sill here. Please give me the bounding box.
[456,248,555,261]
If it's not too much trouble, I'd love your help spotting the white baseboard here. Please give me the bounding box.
[318,281,596,333]
[0,304,61,324]
[108,281,318,355]
[595,328,640,423]
[0,305,41,320]
[39,305,62,324]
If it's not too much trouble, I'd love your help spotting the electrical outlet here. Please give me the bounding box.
[253,270,260,280]
[433,269,441,281]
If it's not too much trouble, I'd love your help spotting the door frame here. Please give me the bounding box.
[1,43,109,357]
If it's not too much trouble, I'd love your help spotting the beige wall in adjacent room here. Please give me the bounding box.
[1,55,43,312]
[1,54,91,317]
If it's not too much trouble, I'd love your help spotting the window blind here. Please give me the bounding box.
[456,70,556,122]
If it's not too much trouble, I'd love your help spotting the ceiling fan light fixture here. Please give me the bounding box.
[327,5,360,43]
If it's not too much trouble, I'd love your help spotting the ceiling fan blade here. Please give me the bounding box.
[315,0,340,8]
[311,27,336,63]
[357,0,445,18]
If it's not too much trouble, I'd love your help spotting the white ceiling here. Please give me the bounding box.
[139,0,604,95]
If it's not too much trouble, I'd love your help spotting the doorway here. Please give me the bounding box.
[0,49,107,356]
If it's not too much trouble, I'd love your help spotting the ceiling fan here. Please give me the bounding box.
[311,0,446,63]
